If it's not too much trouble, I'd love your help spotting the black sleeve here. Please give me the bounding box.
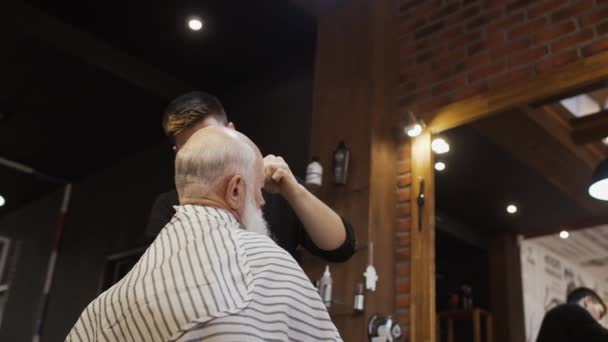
[568,306,608,342]
[145,190,179,240]
[299,215,357,263]
[537,304,608,342]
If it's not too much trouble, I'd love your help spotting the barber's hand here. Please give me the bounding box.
[263,155,299,197]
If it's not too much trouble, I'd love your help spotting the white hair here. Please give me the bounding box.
[175,131,256,201]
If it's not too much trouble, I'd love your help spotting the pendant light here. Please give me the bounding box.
[589,158,608,200]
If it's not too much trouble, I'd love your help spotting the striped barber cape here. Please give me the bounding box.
[66,205,341,341]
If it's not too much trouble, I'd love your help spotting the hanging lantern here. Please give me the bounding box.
[333,141,350,185]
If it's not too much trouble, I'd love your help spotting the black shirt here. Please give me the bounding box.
[536,304,608,342]
[146,189,356,262]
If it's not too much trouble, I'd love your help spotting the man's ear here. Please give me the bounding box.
[228,122,236,130]
[225,175,245,211]
[172,145,178,153]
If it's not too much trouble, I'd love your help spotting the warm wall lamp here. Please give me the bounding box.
[402,111,424,138]
[589,157,608,200]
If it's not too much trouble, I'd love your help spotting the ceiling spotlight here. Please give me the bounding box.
[589,158,608,200]
[402,111,424,138]
[188,17,203,31]
[602,137,608,146]
[0,195,5,207]
[435,162,446,171]
[432,138,450,154]
[559,230,569,239]
[506,204,517,214]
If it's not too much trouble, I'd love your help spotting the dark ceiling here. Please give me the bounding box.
[436,122,594,237]
[0,0,317,217]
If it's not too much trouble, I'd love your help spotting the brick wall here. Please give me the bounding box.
[394,0,608,339]
[395,142,412,332]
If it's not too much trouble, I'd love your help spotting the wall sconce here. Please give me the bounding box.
[333,141,350,185]
[403,110,424,138]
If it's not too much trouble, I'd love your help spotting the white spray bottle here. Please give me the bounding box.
[319,265,333,308]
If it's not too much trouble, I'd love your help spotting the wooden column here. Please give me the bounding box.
[410,132,436,342]
[489,234,526,342]
[304,0,399,340]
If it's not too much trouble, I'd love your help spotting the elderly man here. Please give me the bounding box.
[536,287,608,342]
[66,127,341,341]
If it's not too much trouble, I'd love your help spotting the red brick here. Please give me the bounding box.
[581,38,608,57]
[397,203,411,217]
[490,66,535,88]
[448,30,483,50]
[535,50,579,73]
[396,247,411,261]
[508,46,549,68]
[468,62,507,83]
[466,9,502,31]
[491,38,532,60]
[578,7,608,27]
[438,25,465,41]
[431,76,467,96]
[396,278,410,293]
[507,18,547,40]
[418,68,452,87]
[397,218,412,233]
[397,160,411,174]
[397,174,412,188]
[396,262,410,277]
[451,83,489,100]
[464,50,490,69]
[397,311,410,326]
[396,294,410,309]
[506,0,536,12]
[551,28,595,52]
[486,12,525,35]
[397,232,411,247]
[486,31,506,50]
[428,2,461,23]
[432,47,467,69]
[527,0,568,19]
[468,39,486,56]
[599,0,608,5]
[400,144,411,161]
[551,0,594,23]
[598,21,608,35]
[534,20,576,44]
[397,188,411,202]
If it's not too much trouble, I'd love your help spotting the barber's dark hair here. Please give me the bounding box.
[567,287,606,312]
[162,91,228,137]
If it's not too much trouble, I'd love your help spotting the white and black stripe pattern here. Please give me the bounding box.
[66,205,341,342]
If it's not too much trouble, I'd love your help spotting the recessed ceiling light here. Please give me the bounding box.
[432,138,450,154]
[434,162,446,171]
[188,18,203,31]
[559,230,569,239]
[506,204,517,214]
[0,195,5,207]
[602,137,608,146]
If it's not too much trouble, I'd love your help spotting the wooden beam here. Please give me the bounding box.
[472,109,608,216]
[524,214,608,238]
[0,1,189,99]
[570,109,608,144]
[427,51,608,133]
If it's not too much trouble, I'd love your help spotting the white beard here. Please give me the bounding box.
[241,193,269,236]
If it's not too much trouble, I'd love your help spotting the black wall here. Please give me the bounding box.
[0,68,313,341]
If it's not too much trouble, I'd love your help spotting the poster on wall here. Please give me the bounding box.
[521,239,608,342]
